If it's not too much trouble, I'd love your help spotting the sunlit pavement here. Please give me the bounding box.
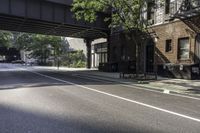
[29,65,200,97]
[0,63,200,133]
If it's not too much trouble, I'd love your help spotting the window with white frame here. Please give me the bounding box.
[178,37,190,60]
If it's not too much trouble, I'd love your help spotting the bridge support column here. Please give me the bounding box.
[85,39,93,69]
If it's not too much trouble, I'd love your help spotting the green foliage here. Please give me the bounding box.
[72,0,146,31]
[0,31,86,67]
[61,50,86,68]
[15,33,33,50]
[0,31,13,48]
[15,33,64,65]
[30,35,64,65]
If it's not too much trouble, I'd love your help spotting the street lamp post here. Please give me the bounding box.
[154,37,158,80]
[56,47,62,70]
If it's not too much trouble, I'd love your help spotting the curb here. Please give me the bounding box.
[76,72,200,98]
[28,66,200,98]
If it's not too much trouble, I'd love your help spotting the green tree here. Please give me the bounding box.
[72,0,149,75]
[30,35,63,65]
[15,33,34,50]
[0,31,13,48]
[15,33,64,65]
[72,0,145,30]
[61,50,86,68]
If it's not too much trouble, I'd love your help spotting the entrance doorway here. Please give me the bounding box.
[195,34,200,63]
[146,42,154,73]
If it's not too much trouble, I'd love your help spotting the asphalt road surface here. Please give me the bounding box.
[0,64,200,133]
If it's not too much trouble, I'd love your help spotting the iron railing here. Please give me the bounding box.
[170,0,200,18]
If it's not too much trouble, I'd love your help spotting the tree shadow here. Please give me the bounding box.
[0,83,69,90]
[0,70,117,91]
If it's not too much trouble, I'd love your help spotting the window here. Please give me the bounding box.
[165,39,172,52]
[121,45,126,60]
[165,0,170,14]
[91,45,94,53]
[147,1,155,20]
[178,38,190,60]
[105,53,108,63]
[99,53,107,63]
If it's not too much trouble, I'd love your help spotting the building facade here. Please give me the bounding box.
[105,0,200,79]
[91,39,108,68]
[145,0,200,79]
[66,37,107,68]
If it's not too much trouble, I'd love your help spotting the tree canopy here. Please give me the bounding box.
[72,0,146,31]
[0,31,13,48]
[15,34,64,64]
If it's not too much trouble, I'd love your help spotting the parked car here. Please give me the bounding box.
[11,60,25,64]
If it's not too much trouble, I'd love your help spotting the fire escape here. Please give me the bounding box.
[170,0,200,64]
[170,0,200,33]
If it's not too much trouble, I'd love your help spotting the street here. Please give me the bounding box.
[0,64,200,133]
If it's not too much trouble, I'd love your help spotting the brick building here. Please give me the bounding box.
[106,0,200,79]
[107,29,154,77]
[146,0,200,79]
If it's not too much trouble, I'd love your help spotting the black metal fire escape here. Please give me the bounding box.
[170,0,200,64]
[170,0,200,33]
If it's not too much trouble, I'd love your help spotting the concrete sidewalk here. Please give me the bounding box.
[78,70,200,97]
[28,66,200,97]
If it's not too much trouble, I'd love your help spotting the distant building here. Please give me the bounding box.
[66,37,87,55]
[20,50,37,65]
[91,38,107,68]
[66,37,107,68]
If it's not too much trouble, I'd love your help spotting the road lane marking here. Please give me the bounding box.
[72,75,113,84]
[28,71,200,123]
[26,67,200,101]
[73,74,200,101]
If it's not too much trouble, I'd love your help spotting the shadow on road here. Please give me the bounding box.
[0,70,118,91]
[0,83,69,90]
[0,104,163,133]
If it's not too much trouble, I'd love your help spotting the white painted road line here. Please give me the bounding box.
[28,71,200,123]
[73,74,200,101]
[121,84,200,101]
[73,75,113,84]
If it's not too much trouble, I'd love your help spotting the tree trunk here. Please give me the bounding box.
[130,32,140,78]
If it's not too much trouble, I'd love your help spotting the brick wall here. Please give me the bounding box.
[109,32,136,63]
[151,20,196,65]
